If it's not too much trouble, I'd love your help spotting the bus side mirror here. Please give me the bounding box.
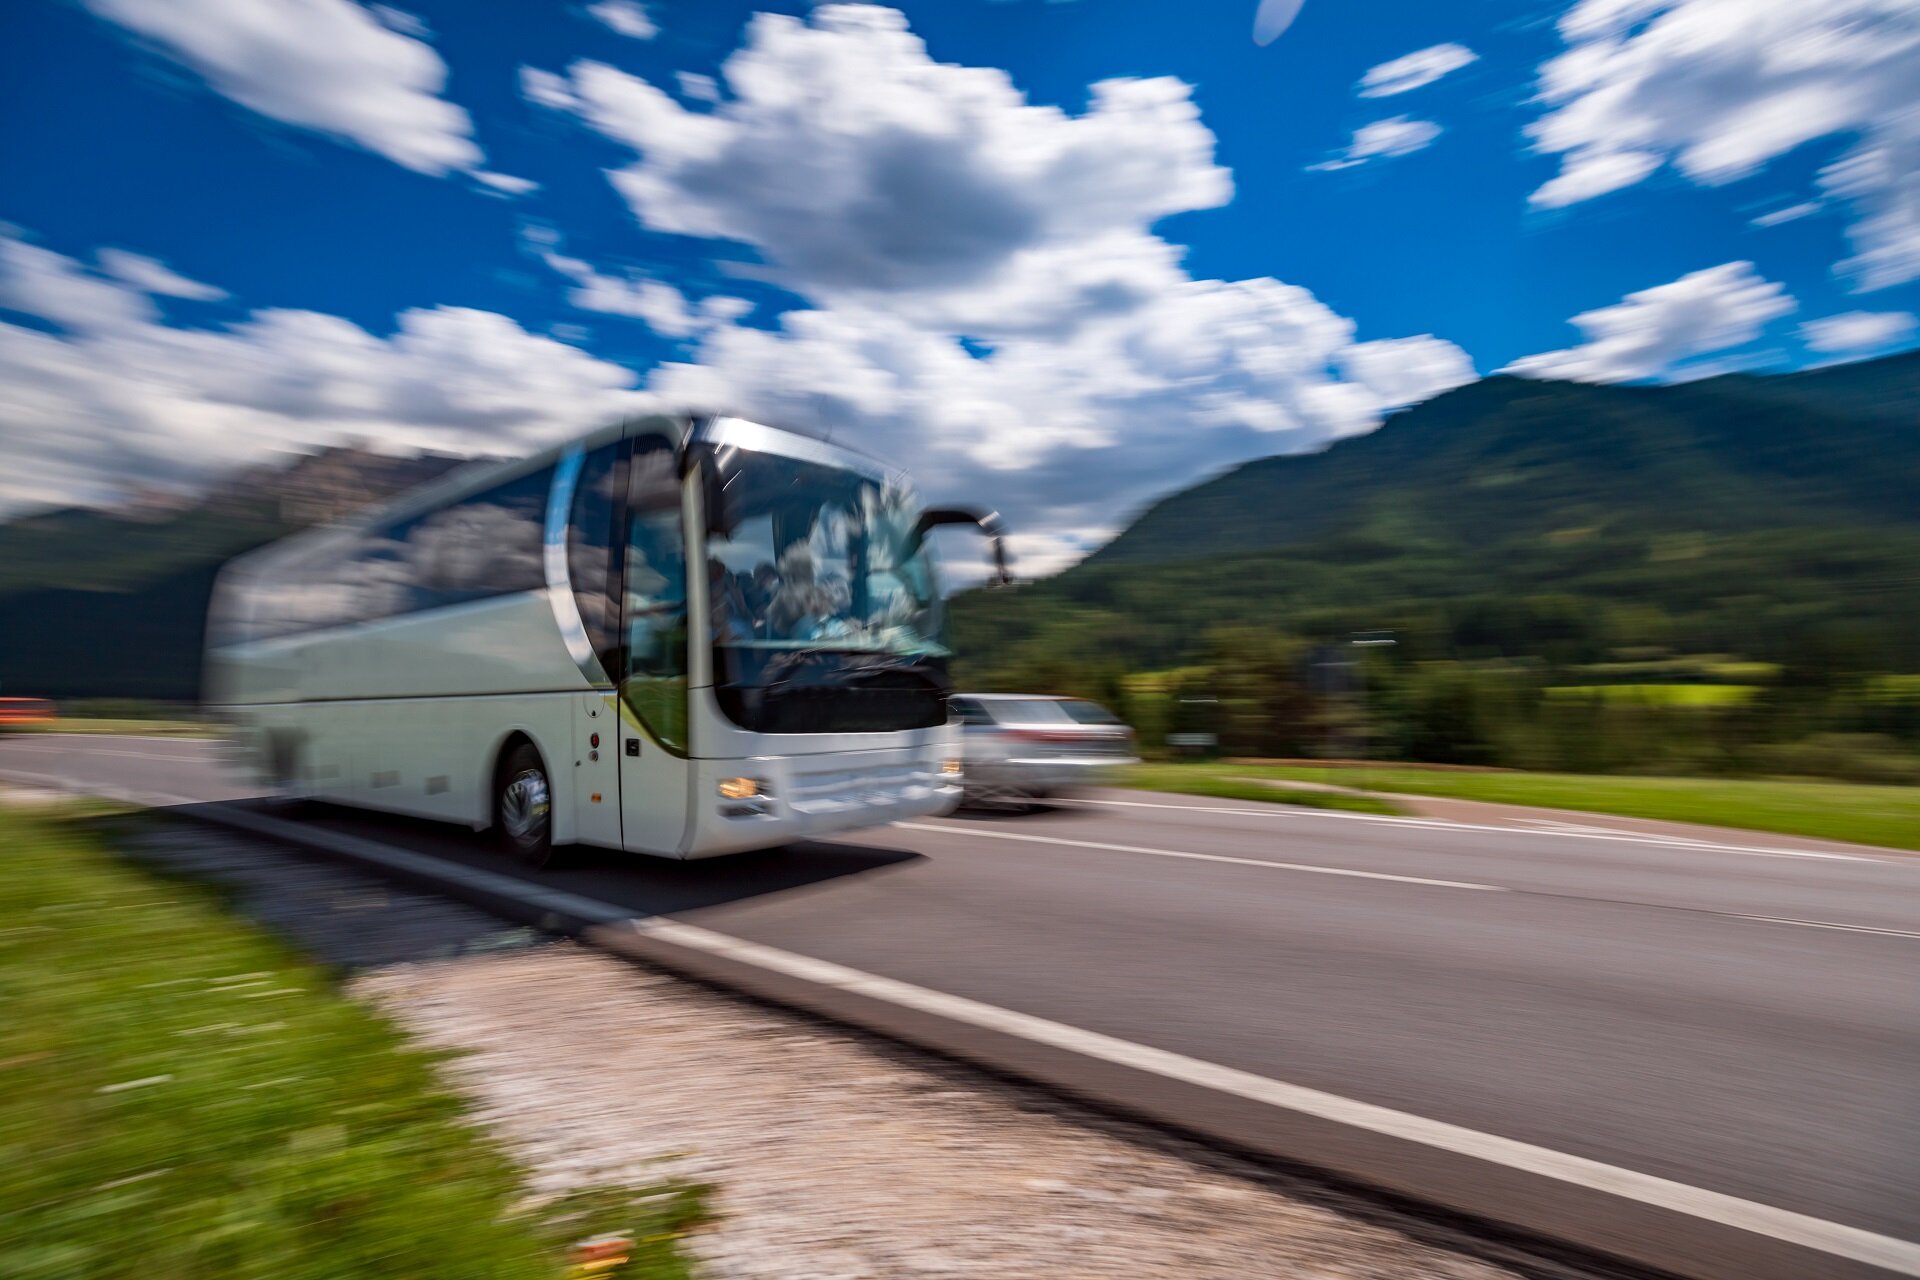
[912,508,1013,587]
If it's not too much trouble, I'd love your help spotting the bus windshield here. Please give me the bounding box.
[704,448,947,659]
[702,443,950,734]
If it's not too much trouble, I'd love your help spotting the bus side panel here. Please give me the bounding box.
[345,693,575,835]
[213,595,591,830]
[296,594,585,703]
[572,691,624,850]
[299,698,358,804]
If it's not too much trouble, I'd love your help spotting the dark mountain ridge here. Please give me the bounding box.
[0,445,469,701]
[1083,351,1920,573]
[950,351,1920,702]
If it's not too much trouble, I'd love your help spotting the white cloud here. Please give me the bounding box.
[1749,200,1820,228]
[1310,115,1442,170]
[1799,309,1916,354]
[473,171,540,196]
[523,6,1232,331]
[538,248,749,337]
[1505,260,1794,383]
[1525,0,1920,289]
[95,249,227,301]
[1529,150,1659,207]
[513,5,1473,557]
[639,278,1473,549]
[84,0,482,175]
[0,233,652,512]
[677,71,721,103]
[1252,0,1306,47]
[370,5,427,38]
[1341,336,1478,407]
[1818,133,1920,290]
[1358,43,1477,98]
[519,67,580,113]
[10,4,1479,571]
[588,0,657,40]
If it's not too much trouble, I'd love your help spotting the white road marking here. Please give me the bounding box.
[1732,914,1920,940]
[39,733,218,744]
[1522,817,1645,837]
[621,914,1920,1278]
[0,767,198,809]
[18,736,222,756]
[905,819,1920,941]
[1056,794,1885,864]
[898,822,1505,892]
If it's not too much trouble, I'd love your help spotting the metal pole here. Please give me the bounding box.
[1350,631,1396,794]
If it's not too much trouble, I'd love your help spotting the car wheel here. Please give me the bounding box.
[495,742,554,868]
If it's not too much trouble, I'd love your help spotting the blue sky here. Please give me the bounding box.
[3,0,1917,568]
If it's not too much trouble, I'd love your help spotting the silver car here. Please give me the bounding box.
[950,693,1140,804]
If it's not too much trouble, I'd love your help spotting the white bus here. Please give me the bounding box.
[205,415,1007,865]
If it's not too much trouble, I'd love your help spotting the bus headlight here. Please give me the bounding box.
[940,759,963,779]
[717,776,762,800]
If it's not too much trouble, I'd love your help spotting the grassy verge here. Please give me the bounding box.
[1118,764,1401,815]
[0,803,710,1280]
[1542,683,1760,707]
[1118,762,1920,851]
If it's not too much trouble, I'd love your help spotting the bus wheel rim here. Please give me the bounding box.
[501,769,550,842]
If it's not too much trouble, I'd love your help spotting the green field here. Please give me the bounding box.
[1118,761,1920,851]
[0,804,708,1280]
[1542,683,1761,707]
[1866,674,1920,705]
[1117,764,1402,814]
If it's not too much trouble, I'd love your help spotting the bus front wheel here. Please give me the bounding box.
[495,742,554,868]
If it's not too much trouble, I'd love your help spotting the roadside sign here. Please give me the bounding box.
[1166,732,1217,748]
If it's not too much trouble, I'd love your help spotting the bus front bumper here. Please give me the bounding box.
[687,747,961,856]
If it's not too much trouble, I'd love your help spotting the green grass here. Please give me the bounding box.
[0,804,710,1280]
[1116,764,1402,815]
[1118,762,1920,851]
[1865,674,1920,705]
[1542,683,1760,707]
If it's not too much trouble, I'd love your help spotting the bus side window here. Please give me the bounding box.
[408,466,551,609]
[568,443,622,675]
[622,439,688,753]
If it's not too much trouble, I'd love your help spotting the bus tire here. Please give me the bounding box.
[495,742,554,868]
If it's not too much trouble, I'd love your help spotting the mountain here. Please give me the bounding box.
[1085,353,1920,570]
[0,446,469,702]
[952,350,1920,686]
[0,447,469,597]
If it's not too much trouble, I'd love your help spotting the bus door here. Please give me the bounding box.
[616,435,693,856]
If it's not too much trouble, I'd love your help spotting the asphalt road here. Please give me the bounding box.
[6,732,1918,1271]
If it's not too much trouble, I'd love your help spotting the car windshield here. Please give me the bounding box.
[704,446,947,658]
[1060,699,1122,724]
[984,699,1076,725]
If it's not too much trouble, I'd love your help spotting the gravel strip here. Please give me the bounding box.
[355,945,1553,1280]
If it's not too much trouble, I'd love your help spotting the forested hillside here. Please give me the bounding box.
[0,448,466,701]
[951,353,1920,778]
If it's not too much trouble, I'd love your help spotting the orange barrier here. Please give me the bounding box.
[0,697,57,728]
